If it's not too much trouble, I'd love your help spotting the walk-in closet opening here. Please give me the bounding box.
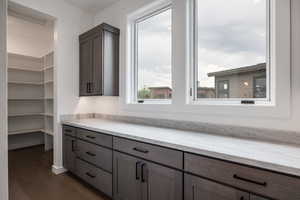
[7,2,56,199]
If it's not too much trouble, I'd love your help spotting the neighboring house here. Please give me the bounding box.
[148,87,172,99]
[207,63,267,98]
[197,87,216,98]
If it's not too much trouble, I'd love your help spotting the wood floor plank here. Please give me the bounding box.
[9,145,109,200]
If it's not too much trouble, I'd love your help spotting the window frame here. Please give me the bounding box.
[129,2,173,104]
[189,0,272,105]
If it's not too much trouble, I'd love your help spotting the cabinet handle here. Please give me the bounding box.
[233,174,267,187]
[71,140,75,152]
[65,129,73,133]
[141,163,148,183]
[133,147,149,154]
[86,135,96,139]
[86,83,90,93]
[86,151,96,157]
[136,161,142,180]
[86,172,96,178]
[90,82,94,93]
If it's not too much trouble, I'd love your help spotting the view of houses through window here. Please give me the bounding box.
[135,0,268,101]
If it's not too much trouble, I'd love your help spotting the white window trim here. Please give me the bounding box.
[122,0,291,119]
[126,0,172,105]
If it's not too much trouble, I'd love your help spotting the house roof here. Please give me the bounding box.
[207,63,266,77]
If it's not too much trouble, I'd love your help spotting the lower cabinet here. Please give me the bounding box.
[185,173,249,200]
[63,135,77,173]
[113,151,182,200]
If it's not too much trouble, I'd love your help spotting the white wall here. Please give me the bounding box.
[10,0,94,171]
[84,0,300,132]
[0,0,8,199]
[7,15,54,57]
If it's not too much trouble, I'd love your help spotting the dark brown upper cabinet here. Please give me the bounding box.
[79,23,120,96]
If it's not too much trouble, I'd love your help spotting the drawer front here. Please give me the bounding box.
[76,158,112,197]
[185,153,300,200]
[77,139,112,172]
[114,137,183,169]
[77,128,112,148]
[63,125,76,137]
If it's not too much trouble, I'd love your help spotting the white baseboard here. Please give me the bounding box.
[52,165,67,175]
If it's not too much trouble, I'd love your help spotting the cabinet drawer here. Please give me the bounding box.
[63,125,76,137]
[77,140,112,172]
[76,158,112,197]
[114,137,183,169]
[185,153,300,200]
[77,128,112,148]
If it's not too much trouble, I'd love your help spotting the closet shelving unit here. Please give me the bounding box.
[8,52,54,150]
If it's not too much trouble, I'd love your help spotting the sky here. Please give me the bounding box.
[137,0,267,89]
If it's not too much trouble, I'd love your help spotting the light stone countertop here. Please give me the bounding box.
[62,118,300,177]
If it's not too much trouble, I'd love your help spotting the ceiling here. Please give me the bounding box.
[64,0,120,14]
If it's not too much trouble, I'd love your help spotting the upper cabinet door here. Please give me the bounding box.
[79,39,93,96]
[141,160,183,200]
[79,23,119,97]
[184,173,250,200]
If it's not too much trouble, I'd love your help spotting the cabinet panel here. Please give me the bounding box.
[114,137,183,169]
[79,39,93,96]
[63,135,77,173]
[141,160,182,200]
[113,152,142,200]
[185,153,300,200]
[76,139,112,172]
[77,128,112,148]
[185,173,249,200]
[76,158,112,197]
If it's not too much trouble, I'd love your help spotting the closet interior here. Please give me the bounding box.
[7,4,55,151]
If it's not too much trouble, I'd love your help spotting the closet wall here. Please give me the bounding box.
[7,14,54,150]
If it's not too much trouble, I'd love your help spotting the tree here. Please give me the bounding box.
[138,87,151,99]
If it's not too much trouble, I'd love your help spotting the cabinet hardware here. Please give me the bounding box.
[136,161,142,180]
[71,140,75,152]
[86,135,96,139]
[133,147,149,154]
[86,151,96,157]
[141,163,148,183]
[65,129,73,133]
[86,83,90,93]
[86,172,96,178]
[233,174,267,187]
[90,82,94,93]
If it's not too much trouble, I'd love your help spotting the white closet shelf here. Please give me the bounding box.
[8,81,43,85]
[42,129,53,135]
[8,66,43,72]
[8,98,44,101]
[8,113,44,117]
[44,113,54,117]
[44,80,54,84]
[43,66,54,71]
[8,128,44,135]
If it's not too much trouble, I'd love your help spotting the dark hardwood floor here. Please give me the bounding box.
[9,145,109,200]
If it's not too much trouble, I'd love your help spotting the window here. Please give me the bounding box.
[253,76,266,98]
[192,0,270,103]
[132,5,172,103]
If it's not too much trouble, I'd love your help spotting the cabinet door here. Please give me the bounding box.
[79,39,93,96]
[250,195,270,200]
[92,34,103,95]
[63,135,77,173]
[185,174,249,200]
[141,161,182,200]
[113,152,142,200]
